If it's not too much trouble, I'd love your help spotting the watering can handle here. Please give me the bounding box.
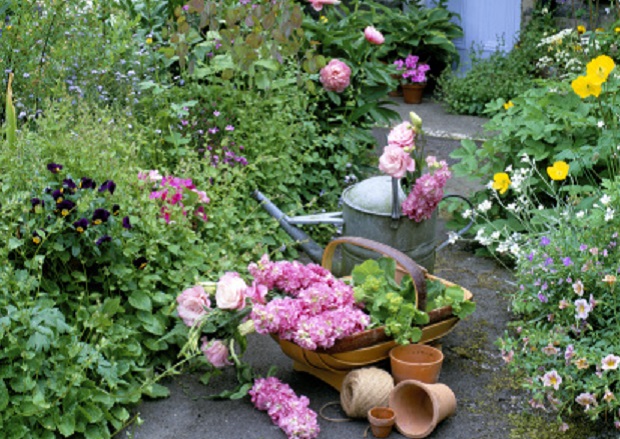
[434,194,475,252]
[323,236,429,312]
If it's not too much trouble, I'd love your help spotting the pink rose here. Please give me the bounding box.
[308,0,340,11]
[216,272,247,310]
[201,337,232,368]
[378,144,415,179]
[319,59,351,93]
[176,285,210,327]
[387,121,415,150]
[364,26,384,45]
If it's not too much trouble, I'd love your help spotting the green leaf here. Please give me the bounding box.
[143,383,170,399]
[0,380,9,411]
[5,73,16,148]
[128,291,152,312]
[8,237,23,250]
[58,413,76,437]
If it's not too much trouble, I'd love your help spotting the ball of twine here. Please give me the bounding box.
[340,367,395,419]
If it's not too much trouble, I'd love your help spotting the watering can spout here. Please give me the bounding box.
[252,190,326,264]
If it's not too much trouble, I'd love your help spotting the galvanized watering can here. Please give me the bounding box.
[253,175,474,276]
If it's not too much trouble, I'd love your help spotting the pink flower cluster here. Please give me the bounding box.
[248,255,369,350]
[394,55,430,84]
[250,377,320,439]
[319,59,351,93]
[401,156,451,222]
[378,121,417,178]
[139,171,210,223]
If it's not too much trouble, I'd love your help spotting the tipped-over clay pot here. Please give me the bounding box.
[389,379,456,438]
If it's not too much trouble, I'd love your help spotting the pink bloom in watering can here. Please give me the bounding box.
[378,144,415,179]
[216,272,248,310]
[387,121,416,151]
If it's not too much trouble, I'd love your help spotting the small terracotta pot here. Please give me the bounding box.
[389,379,456,438]
[389,344,443,384]
[367,406,396,438]
[401,83,426,104]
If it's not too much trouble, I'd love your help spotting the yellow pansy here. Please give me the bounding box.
[586,55,615,83]
[547,161,569,181]
[577,25,586,34]
[492,172,511,194]
[503,101,514,110]
[571,75,602,98]
[146,37,153,45]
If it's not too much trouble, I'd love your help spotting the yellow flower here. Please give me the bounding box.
[547,161,569,181]
[571,75,602,98]
[320,15,328,24]
[577,25,586,34]
[615,27,620,33]
[492,172,511,194]
[574,357,589,369]
[32,236,41,245]
[503,100,514,110]
[6,25,11,31]
[596,27,605,33]
[146,37,153,45]
[586,55,615,83]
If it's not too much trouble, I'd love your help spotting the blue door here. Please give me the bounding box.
[425,0,522,72]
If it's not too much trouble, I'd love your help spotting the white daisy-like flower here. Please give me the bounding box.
[601,194,612,205]
[605,207,615,222]
[477,200,492,213]
[509,243,520,256]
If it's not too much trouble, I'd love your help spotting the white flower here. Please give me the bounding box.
[491,231,501,240]
[507,203,517,211]
[576,211,585,219]
[605,207,615,222]
[475,228,491,246]
[477,200,492,213]
[598,120,605,128]
[520,153,530,163]
[601,354,620,371]
[505,165,513,173]
[462,209,473,219]
[447,232,459,245]
[497,241,510,253]
[601,194,612,205]
[574,298,592,320]
[509,243,520,256]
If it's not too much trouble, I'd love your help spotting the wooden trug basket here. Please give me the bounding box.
[272,236,473,391]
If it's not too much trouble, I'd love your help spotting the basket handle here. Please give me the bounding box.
[322,236,428,312]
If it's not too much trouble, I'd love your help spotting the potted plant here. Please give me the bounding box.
[394,55,431,104]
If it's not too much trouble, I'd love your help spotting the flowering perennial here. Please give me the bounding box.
[394,55,430,84]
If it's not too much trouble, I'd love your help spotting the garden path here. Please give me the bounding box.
[127,98,616,438]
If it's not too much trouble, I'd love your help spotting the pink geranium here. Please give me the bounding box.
[378,144,416,179]
[319,59,351,93]
[307,0,340,11]
[364,26,384,45]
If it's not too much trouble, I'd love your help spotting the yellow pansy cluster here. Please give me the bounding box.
[571,55,616,99]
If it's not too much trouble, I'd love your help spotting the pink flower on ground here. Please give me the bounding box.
[319,59,351,93]
[201,337,232,368]
[364,26,384,45]
[378,144,415,179]
[216,272,248,310]
[307,0,340,11]
[542,369,562,390]
[387,121,415,151]
[176,285,210,326]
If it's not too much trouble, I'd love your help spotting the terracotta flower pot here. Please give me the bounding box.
[389,379,457,438]
[367,406,396,438]
[401,83,426,104]
[389,344,443,384]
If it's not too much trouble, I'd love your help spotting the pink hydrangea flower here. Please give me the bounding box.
[364,26,384,45]
[378,144,416,179]
[319,59,351,93]
[201,337,232,368]
[307,0,340,11]
[176,285,210,326]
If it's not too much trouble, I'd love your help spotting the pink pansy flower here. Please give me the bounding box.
[364,26,384,45]
[575,392,597,410]
[572,280,584,296]
[319,59,351,93]
[176,285,211,326]
[542,370,562,390]
[378,144,415,179]
[216,272,248,310]
[307,0,340,11]
[387,121,415,151]
[201,337,232,368]
[602,354,620,371]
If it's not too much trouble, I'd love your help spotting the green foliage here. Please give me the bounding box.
[497,175,620,427]
[351,258,473,344]
[4,73,16,148]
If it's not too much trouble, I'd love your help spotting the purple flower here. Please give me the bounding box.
[47,163,63,174]
[73,218,89,233]
[579,244,588,251]
[538,293,548,303]
[31,198,44,209]
[225,125,234,131]
[98,180,116,194]
[96,235,112,246]
[79,177,97,189]
[63,178,77,192]
[208,127,219,134]
[57,200,76,216]
[541,236,550,246]
[562,257,573,266]
[527,252,534,261]
[544,257,553,266]
[122,216,132,229]
[92,208,111,225]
